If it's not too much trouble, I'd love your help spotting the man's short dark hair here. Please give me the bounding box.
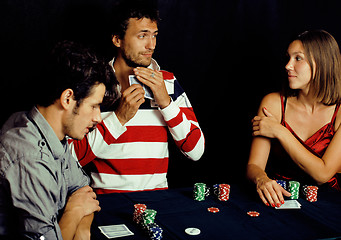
[110,0,159,39]
[37,40,119,107]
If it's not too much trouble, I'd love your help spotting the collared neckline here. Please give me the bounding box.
[28,107,67,160]
[108,57,161,99]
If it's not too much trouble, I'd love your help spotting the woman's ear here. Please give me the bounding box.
[112,35,122,48]
[60,88,75,110]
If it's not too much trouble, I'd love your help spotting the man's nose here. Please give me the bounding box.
[93,109,102,123]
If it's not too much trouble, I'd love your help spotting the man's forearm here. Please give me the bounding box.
[59,209,84,240]
[74,214,94,240]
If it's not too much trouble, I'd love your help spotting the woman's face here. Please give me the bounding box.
[285,40,315,92]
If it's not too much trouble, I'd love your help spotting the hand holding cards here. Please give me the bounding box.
[129,75,154,100]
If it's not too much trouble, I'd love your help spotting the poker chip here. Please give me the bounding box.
[193,183,209,201]
[213,183,230,201]
[289,181,300,200]
[147,223,163,240]
[133,204,147,224]
[207,207,220,213]
[142,209,157,225]
[303,185,318,202]
[133,204,163,239]
[247,211,260,217]
[185,227,201,236]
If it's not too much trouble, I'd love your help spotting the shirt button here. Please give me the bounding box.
[38,140,46,147]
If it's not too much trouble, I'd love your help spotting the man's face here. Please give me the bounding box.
[65,83,105,140]
[119,18,158,68]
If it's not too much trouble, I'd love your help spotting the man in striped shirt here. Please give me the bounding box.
[70,1,205,193]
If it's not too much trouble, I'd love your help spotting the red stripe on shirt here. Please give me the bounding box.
[93,158,169,175]
[98,123,168,144]
[95,187,168,194]
[166,111,183,128]
[161,70,174,80]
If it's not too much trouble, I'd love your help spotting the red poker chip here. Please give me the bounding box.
[207,207,220,213]
[247,211,260,217]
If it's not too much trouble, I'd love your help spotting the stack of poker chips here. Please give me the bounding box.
[133,203,147,224]
[288,181,300,199]
[146,223,163,240]
[133,204,163,240]
[142,209,157,226]
[193,183,209,201]
[213,184,230,201]
[303,185,318,202]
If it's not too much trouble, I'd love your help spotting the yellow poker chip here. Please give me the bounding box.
[247,211,260,217]
[207,207,220,213]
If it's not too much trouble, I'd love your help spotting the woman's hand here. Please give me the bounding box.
[255,175,291,207]
[252,107,283,138]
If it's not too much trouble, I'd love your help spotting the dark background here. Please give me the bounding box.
[1,0,341,188]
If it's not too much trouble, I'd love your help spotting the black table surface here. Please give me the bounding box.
[91,183,341,240]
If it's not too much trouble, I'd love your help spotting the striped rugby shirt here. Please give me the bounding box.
[70,58,205,193]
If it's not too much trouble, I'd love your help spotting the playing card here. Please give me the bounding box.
[98,224,134,238]
[129,75,154,100]
[275,200,301,209]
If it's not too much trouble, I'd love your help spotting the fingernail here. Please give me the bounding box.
[277,203,281,207]
[271,203,276,207]
[265,202,270,206]
[281,200,285,204]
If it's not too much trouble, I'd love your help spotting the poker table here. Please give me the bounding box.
[91,183,341,240]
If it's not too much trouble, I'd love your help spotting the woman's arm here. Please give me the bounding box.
[247,93,291,207]
[253,107,341,185]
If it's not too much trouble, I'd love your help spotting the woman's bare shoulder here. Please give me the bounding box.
[258,92,282,120]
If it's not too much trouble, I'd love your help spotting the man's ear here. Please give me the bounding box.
[60,89,75,110]
[112,35,122,48]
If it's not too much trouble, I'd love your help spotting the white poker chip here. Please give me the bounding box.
[185,227,201,235]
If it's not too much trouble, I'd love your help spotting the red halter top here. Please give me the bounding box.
[267,95,341,191]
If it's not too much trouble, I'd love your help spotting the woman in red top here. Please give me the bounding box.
[247,30,341,208]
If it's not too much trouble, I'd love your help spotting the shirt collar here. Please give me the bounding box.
[28,107,67,160]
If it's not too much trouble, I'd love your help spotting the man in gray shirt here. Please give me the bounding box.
[0,41,118,239]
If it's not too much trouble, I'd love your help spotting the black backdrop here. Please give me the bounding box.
[1,0,341,187]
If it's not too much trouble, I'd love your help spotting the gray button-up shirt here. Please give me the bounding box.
[0,107,90,239]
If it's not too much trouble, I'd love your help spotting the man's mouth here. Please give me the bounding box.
[141,52,153,57]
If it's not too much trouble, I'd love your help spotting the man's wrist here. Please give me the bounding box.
[158,97,171,109]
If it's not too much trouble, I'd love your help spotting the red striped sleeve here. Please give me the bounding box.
[174,124,202,153]
[166,107,198,128]
[166,111,183,128]
[180,107,198,122]
[72,137,97,167]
